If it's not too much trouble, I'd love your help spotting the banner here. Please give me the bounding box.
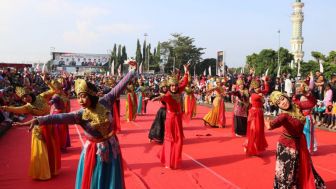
[217,51,224,76]
[52,52,110,67]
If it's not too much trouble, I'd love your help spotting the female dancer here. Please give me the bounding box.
[295,75,317,153]
[267,91,325,188]
[125,80,137,122]
[203,78,226,128]
[231,77,249,136]
[152,63,190,169]
[49,79,70,152]
[0,81,60,180]
[148,80,168,143]
[244,77,269,156]
[15,61,137,188]
[183,76,197,122]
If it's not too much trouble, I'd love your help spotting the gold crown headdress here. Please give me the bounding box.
[215,78,221,83]
[75,79,96,96]
[269,91,284,106]
[15,87,30,98]
[250,79,261,89]
[168,74,179,86]
[106,78,116,87]
[236,78,244,85]
[160,80,167,88]
[51,79,62,90]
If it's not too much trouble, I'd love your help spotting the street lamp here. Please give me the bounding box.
[144,33,149,72]
[277,30,281,77]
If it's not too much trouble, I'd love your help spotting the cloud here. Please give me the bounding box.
[97,24,140,34]
[63,20,99,46]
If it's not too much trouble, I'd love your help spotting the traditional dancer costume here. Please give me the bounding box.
[268,91,325,189]
[125,81,137,122]
[49,79,70,152]
[244,78,269,155]
[34,68,136,189]
[2,85,60,180]
[148,80,168,143]
[156,71,189,169]
[231,78,249,136]
[295,79,318,153]
[183,76,197,122]
[203,78,226,128]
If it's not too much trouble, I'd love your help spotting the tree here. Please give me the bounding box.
[161,33,205,73]
[311,51,326,64]
[245,47,294,77]
[135,39,142,66]
[327,50,336,64]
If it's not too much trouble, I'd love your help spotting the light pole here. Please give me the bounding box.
[144,33,149,72]
[277,30,281,77]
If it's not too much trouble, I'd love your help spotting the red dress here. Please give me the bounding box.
[244,82,269,156]
[270,95,325,189]
[159,74,188,169]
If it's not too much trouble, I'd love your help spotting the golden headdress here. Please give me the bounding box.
[215,78,221,84]
[106,78,116,87]
[250,79,261,89]
[236,78,244,85]
[51,79,62,90]
[168,74,179,86]
[75,79,96,96]
[159,80,167,88]
[269,91,283,106]
[15,86,30,98]
[221,78,227,83]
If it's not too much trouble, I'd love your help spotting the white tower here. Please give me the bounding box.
[291,0,304,68]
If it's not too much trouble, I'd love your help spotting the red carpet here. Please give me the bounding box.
[0,99,335,189]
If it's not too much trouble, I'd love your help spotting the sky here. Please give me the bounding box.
[0,0,335,67]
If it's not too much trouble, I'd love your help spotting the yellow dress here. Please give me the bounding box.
[203,94,221,127]
[6,89,56,180]
[30,127,51,180]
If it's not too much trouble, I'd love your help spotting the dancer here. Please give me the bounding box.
[125,80,137,122]
[136,78,146,115]
[244,77,269,156]
[203,78,226,128]
[183,76,197,122]
[267,91,325,189]
[15,60,137,189]
[49,79,70,152]
[231,77,249,136]
[152,63,190,169]
[148,80,168,143]
[295,75,317,153]
[0,80,60,180]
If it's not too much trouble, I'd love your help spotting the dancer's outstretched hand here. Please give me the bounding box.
[28,118,39,132]
[183,62,191,73]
